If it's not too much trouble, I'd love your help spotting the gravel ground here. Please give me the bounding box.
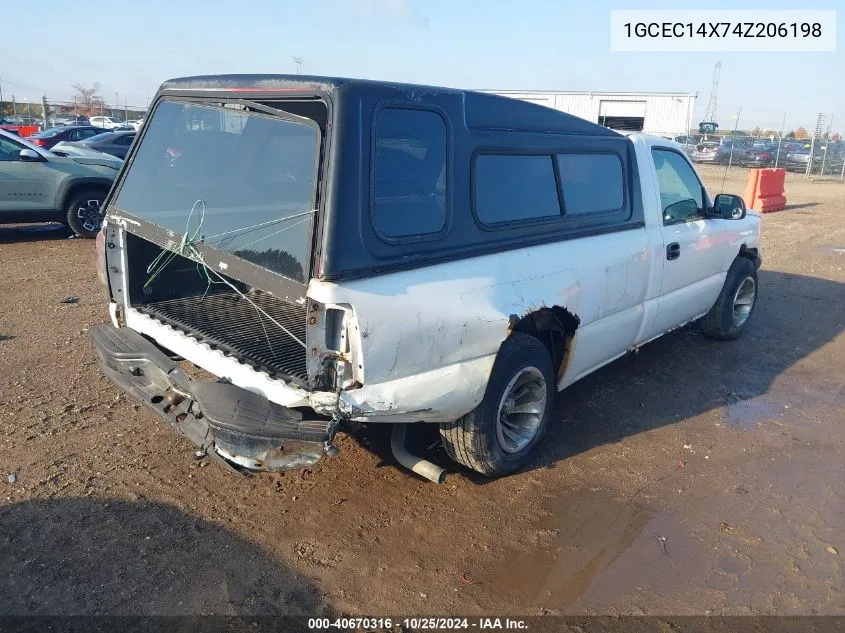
[1,165,843,616]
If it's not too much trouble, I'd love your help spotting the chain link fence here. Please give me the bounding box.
[0,98,146,129]
[670,112,843,180]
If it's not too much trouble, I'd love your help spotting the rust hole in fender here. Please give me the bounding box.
[509,306,580,381]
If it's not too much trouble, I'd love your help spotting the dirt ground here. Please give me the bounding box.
[1,165,844,617]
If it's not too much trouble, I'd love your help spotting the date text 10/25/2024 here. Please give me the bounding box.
[307,617,528,630]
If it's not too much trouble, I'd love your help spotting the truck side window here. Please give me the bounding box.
[652,148,705,225]
[474,154,561,225]
[372,108,447,239]
[556,153,624,215]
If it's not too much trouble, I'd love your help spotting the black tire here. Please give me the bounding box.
[439,333,555,477]
[65,188,107,238]
[700,257,758,341]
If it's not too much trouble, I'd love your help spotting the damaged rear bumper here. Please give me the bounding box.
[90,324,335,474]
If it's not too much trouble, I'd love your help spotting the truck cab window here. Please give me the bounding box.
[652,148,704,225]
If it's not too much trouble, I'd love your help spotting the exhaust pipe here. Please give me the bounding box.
[390,424,447,484]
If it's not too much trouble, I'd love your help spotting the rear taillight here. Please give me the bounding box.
[30,138,45,146]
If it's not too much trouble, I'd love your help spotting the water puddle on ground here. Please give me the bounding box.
[486,488,708,610]
[722,397,783,429]
[721,382,845,430]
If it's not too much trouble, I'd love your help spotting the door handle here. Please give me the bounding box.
[666,242,681,260]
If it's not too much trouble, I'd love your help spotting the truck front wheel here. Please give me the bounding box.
[701,257,759,340]
[439,333,555,477]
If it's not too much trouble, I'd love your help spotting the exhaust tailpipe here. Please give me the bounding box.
[390,424,447,484]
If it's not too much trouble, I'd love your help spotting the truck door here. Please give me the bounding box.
[648,147,735,336]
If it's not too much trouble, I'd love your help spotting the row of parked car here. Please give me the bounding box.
[0,114,144,136]
[27,125,136,159]
[674,135,845,173]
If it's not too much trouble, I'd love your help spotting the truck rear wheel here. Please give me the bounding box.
[700,257,758,340]
[65,189,106,238]
[439,333,555,477]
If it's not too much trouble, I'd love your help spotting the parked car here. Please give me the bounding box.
[47,143,123,169]
[52,115,90,126]
[692,140,747,164]
[53,130,136,159]
[88,116,125,130]
[0,123,21,136]
[117,119,144,131]
[785,145,812,172]
[0,128,119,236]
[91,75,761,482]
[740,142,778,167]
[692,141,722,162]
[26,125,108,150]
[674,135,699,157]
[3,115,40,127]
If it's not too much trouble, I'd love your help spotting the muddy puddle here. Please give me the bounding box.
[722,396,784,429]
[485,488,710,611]
[721,380,845,430]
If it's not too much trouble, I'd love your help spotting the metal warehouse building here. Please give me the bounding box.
[483,90,697,138]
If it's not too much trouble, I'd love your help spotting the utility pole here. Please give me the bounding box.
[293,56,304,75]
[42,95,49,129]
[806,112,825,178]
[12,94,16,117]
[704,60,721,124]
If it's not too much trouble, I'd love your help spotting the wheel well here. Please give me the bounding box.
[738,244,758,262]
[508,306,580,381]
[61,181,111,211]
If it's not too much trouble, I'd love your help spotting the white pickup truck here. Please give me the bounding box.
[92,75,761,483]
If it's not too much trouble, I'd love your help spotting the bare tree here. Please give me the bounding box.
[71,83,106,115]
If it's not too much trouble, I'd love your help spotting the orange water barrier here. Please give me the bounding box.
[744,168,787,213]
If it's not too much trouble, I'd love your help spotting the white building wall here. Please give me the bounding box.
[484,91,697,137]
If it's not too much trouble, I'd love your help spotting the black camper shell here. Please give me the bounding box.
[110,74,643,287]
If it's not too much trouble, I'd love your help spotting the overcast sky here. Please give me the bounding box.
[1,0,840,131]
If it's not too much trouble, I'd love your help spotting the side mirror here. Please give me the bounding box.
[713,193,746,220]
[19,148,41,162]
